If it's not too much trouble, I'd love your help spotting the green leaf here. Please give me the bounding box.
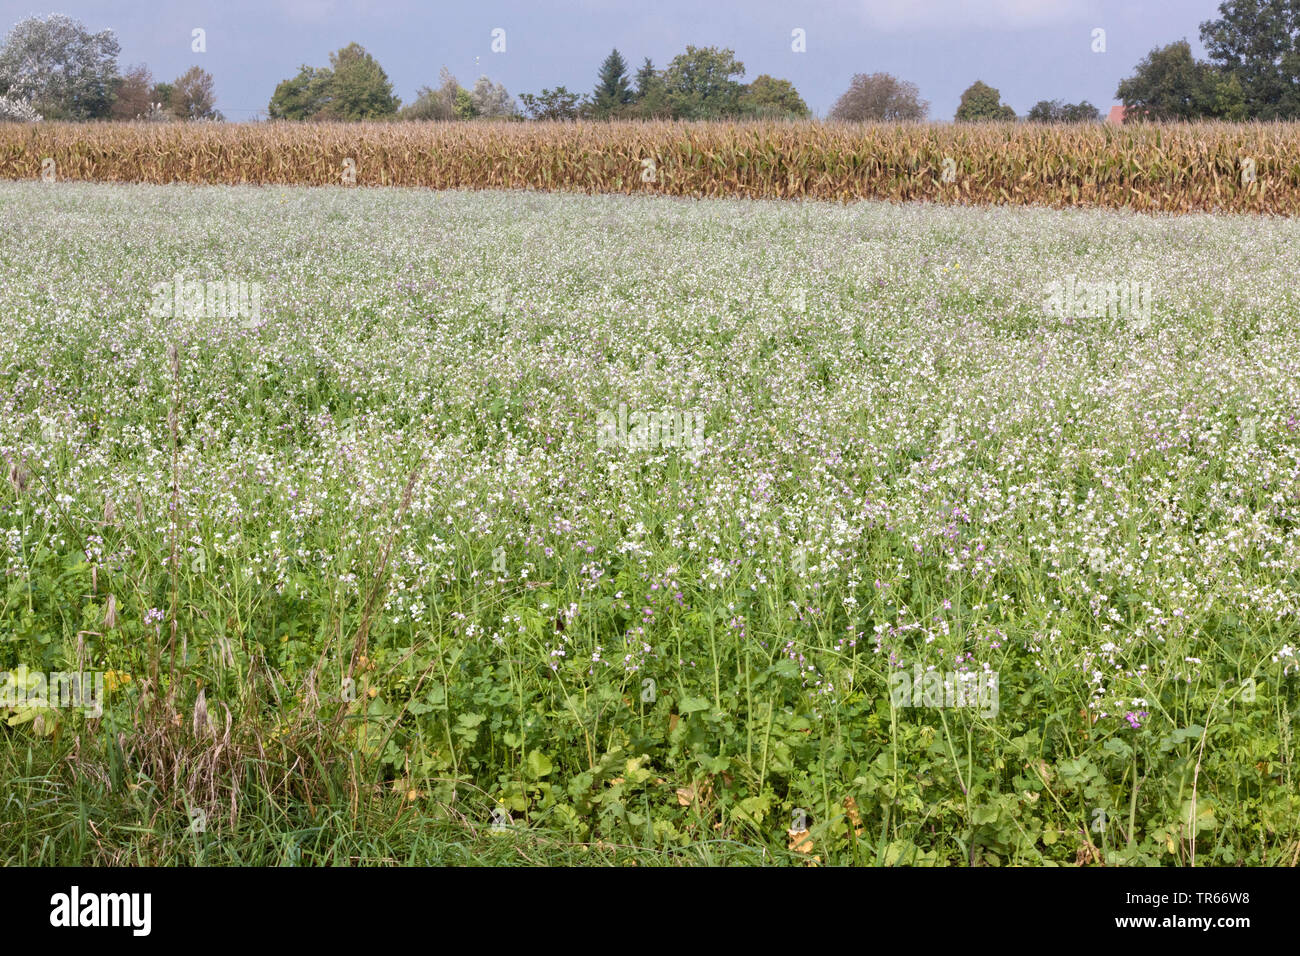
[700,753,731,774]
[772,659,799,679]
[526,750,553,778]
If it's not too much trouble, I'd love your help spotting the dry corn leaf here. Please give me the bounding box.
[788,827,814,854]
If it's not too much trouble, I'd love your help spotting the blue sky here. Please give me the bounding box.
[0,1,1222,119]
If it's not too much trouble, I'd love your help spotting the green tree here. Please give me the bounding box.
[634,58,657,97]
[1200,69,1248,118]
[954,80,1015,121]
[0,14,120,119]
[739,75,810,118]
[151,81,174,110]
[454,86,477,119]
[663,45,745,119]
[268,65,330,120]
[592,48,633,118]
[1026,98,1100,122]
[320,43,398,119]
[1116,40,1244,120]
[269,44,397,120]
[520,86,585,120]
[631,58,670,118]
[1027,99,1057,121]
[1062,101,1101,122]
[1200,0,1300,118]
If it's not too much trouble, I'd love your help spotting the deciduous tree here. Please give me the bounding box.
[954,80,1015,121]
[111,63,154,120]
[828,72,928,121]
[1026,99,1100,122]
[320,43,399,119]
[268,43,398,120]
[0,14,119,119]
[739,75,810,119]
[1200,0,1300,119]
[520,86,584,120]
[171,65,222,121]
[663,46,745,119]
[268,65,330,120]
[469,75,515,118]
[1116,40,1244,120]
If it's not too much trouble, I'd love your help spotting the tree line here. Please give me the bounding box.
[3,3,1300,124]
[267,46,812,122]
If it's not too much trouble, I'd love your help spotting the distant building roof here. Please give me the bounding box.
[1106,105,1129,126]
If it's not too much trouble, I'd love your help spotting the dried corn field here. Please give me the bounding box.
[2,120,1299,213]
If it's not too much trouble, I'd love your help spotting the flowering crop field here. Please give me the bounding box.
[1,181,1298,866]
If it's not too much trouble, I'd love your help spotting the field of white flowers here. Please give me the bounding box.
[1,181,1298,865]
